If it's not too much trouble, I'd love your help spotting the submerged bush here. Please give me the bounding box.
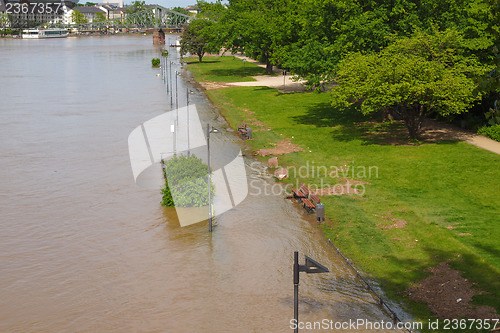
[151,58,160,67]
[161,155,215,207]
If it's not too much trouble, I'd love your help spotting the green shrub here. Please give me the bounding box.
[151,58,160,67]
[478,124,500,142]
[161,184,175,207]
[161,155,215,207]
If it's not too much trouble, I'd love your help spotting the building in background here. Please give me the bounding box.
[74,6,106,23]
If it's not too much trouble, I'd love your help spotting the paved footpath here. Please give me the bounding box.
[422,119,500,155]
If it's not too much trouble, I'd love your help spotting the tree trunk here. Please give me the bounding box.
[402,104,424,139]
[265,60,273,74]
[198,52,204,63]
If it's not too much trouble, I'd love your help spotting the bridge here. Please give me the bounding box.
[44,5,193,30]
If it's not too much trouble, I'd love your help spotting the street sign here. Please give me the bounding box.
[303,255,329,274]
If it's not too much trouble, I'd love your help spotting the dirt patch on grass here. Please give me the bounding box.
[381,217,407,229]
[407,263,499,319]
[375,211,407,229]
[309,178,368,196]
[336,177,371,186]
[236,108,272,131]
[257,139,303,156]
[199,81,230,90]
[243,118,271,132]
[310,184,362,196]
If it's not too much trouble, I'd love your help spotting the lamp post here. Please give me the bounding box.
[187,88,190,156]
[243,58,247,77]
[175,70,178,110]
[206,123,219,232]
[171,123,176,155]
[293,251,329,333]
[170,61,174,107]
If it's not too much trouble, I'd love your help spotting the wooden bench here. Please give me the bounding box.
[238,122,250,139]
[302,193,320,213]
[292,183,309,201]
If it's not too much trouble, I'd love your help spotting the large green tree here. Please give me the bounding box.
[281,0,498,92]
[217,0,300,73]
[331,30,487,138]
[180,19,219,62]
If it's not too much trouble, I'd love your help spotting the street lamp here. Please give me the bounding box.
[170,61,174,107]
[243,58,247,77]
[293,251,329,333]
[175,70,178,110]
[187,88,191,156]
[171,123,176,155]
[206,123,219,232]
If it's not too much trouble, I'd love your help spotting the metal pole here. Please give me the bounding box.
[187,88,190,156]
[175,70,178,110]
[165,57,170,94]
[170,62,173,107]
[207,123,212,232]
[171,123,176,156]
[294,251,299,333]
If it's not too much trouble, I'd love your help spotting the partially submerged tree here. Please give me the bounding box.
[331,30,487,138]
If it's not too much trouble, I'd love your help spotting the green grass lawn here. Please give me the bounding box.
[183,56,266,82]
[187,61,500,330]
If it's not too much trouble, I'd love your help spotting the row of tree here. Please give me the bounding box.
[181,0,499,138]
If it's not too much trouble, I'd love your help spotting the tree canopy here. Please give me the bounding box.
[126,1,146,15]
[180,19,219,62]
[331,30,487,138]
[194,0,499,132]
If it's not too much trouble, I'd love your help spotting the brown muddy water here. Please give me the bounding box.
[0,36,410,332]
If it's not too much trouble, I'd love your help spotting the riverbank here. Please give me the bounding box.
[185,55,500,331]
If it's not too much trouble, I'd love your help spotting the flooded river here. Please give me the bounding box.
[0,36,408,332]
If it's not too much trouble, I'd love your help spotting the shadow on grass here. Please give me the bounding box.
[204,67,265,78]
[186,60,220,64]
[295,102,461,146]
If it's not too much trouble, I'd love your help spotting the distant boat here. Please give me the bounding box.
[22,29,68,39]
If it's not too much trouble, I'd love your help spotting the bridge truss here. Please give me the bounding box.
[44,5,192,30]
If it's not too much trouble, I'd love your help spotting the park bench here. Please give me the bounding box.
[302,193,320,213]
[238,121,250,139]
[292,183,309,201]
